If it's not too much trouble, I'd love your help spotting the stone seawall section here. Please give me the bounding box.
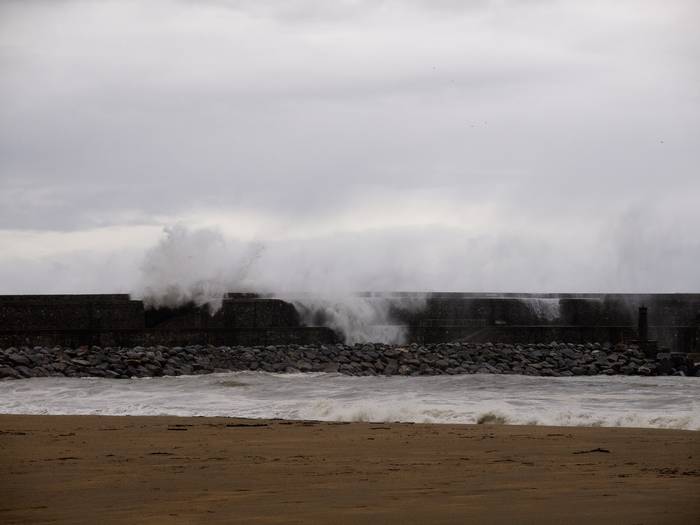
[1,343,698,380]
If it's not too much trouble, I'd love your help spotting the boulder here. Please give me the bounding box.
[322,362,339,373]
[8,353,31,367]
[0,367,20,379]
[398,365,412,375]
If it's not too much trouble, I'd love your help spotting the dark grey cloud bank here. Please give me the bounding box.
[0,0,698,295]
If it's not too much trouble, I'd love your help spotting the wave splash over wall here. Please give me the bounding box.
[135,225,426,344]
[280,294,425,344]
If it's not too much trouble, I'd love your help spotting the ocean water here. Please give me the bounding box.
[1,373,698,430]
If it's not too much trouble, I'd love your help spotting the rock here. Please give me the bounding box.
[0,342,667,379]
[294,361,313,372]
[383,359,398,375]
[322,362,339,373]
[145,363,162,374]
[0,367,20,379]
[435,359,450,369]
[656,353,673,375]
[15,365,33,378]
[398,365,412,375]
[8,353,31,366]
[383,347,403,358]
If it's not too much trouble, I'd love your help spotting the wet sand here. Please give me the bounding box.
[1,415,698,524]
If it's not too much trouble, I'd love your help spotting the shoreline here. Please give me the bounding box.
[1,410,698,432]
[2,414,699,524]
[2,409,700,428]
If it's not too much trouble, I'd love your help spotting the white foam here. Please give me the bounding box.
[1,373,698,430]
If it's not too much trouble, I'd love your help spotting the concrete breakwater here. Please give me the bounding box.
[2,293,699,351]
[1,342,698,380]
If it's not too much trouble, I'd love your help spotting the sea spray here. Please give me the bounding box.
[137,225,265,311]
[522,297,561,322]
[135,225,426,343]
[476,411,509,425]
[280,293,426,344]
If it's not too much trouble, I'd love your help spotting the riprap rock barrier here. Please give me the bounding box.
[1,342,698,380]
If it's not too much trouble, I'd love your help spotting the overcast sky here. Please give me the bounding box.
[1,0,698,296]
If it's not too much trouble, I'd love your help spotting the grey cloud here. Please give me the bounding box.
[0,0,698,293]
[180,0,559,23]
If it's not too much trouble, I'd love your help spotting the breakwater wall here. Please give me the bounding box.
[395,293,700,351]
[1,342,698,380]
[1,293,699,351]
[0,294,335,347]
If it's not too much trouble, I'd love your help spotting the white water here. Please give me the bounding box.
[1,373,698,430]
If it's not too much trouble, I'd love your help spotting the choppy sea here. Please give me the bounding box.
[1,373,698,430]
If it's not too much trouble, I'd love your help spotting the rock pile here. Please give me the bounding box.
[1,342,698,380]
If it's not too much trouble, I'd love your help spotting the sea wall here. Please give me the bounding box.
[0,294,336,347]
[1,343,698,380]
[402,293,700,351]
[1,293,698,350]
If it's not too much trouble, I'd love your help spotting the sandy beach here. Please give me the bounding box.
[1,415,698,524]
